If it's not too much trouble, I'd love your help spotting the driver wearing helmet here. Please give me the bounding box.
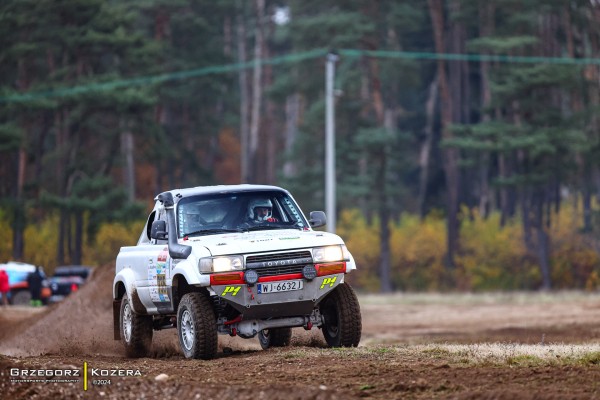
[248,198,278,223]
[186,212,203,231]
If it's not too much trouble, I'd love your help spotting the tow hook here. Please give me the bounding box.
[304,321,313,330]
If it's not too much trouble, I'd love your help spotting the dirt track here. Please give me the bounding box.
[0,264,599,399]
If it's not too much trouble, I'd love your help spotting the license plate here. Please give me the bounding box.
[257,280,304,294]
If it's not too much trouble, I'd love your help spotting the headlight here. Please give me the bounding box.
[199,256,244,273]
[312,245,345,263]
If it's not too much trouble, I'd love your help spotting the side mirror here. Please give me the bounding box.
[150,220,168,240]
[309,211,327,228]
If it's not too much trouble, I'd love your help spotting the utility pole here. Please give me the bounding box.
[325,52,338,233]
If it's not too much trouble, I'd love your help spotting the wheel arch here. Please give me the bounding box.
[172,273,211,312]
[113,268,136,300]
[114,281,126,300]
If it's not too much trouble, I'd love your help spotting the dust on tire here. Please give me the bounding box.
[120,296,153,358]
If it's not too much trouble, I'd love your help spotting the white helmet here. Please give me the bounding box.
[248,198,273,221]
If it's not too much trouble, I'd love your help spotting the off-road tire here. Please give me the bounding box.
[120,296,153,358]
[177,292,218,359]
[320,283,362,347]
[258,327,292,350]
[11,290,31,306]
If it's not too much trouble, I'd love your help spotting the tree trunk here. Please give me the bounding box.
[263,39,276,184]
[55,105,72,265]
[12,148,26,260]
[378,110,394,293]
[11,203,25,260]
[180,105,191,187]
[580,7,600,232]
[153,7,169,193]
[248,0,265,183]
[358,74,371,222]
[12,54,31,261]
[478,2,494,217]
[418,76,438,219]
[283,93,301,178]
[428,0,459,270]
[520,187,535,255]
[34,112,52,192]
[237,2,250,183]
[448,0,464,125]
[72,211,83,265]
[57,209,67,265]
[121,127,135,202]
[16,147,26,204]
[534,195,552,290]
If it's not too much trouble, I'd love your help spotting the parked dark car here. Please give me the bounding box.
[49,265,92,303]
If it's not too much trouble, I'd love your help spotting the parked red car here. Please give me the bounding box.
[0,261,51,305]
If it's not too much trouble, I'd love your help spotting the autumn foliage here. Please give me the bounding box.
[338,202,600,292]
[0,202,599,291]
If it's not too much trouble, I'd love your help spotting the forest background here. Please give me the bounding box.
[1,0,600,293]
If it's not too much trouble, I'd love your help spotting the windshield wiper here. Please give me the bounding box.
[184,228,242,237]
[243,223,300,232]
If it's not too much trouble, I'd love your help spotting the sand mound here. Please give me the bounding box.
[0,263,121,357]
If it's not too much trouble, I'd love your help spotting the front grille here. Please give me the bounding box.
[253,264,306,277]
[246,250,313,277]
[246,250,312,264]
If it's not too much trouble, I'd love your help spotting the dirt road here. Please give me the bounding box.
[0,264,599,399]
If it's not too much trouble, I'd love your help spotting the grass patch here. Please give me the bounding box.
[422,346,451,356]
[405,343,600,366]
[275,343,600,367]
[281,349,311,359]
[578,351,600,365]
[506,354,546,366]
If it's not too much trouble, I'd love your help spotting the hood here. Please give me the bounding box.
[184,229,344,256]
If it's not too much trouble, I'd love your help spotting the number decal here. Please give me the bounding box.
[221,286,241,296]
[320,276,337,289]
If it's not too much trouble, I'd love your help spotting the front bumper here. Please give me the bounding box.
[211,273,344,319]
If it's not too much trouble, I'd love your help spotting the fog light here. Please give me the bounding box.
[302,265,317,280]
[245,269,259,285]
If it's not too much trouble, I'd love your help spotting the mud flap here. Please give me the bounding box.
[113,299,121,340]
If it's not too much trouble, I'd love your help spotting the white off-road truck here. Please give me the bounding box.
[113,185,361,359]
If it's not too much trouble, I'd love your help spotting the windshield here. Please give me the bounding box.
[176,190,309,238]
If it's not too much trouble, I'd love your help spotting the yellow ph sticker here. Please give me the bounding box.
[221,286,241,296]
[320,276,337,289]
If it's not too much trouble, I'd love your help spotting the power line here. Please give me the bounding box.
[0,49,328,104]
[1,48,598,104]
[338,49,600,65]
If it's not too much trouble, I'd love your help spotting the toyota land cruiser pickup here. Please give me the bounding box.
[113,184,361,359]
